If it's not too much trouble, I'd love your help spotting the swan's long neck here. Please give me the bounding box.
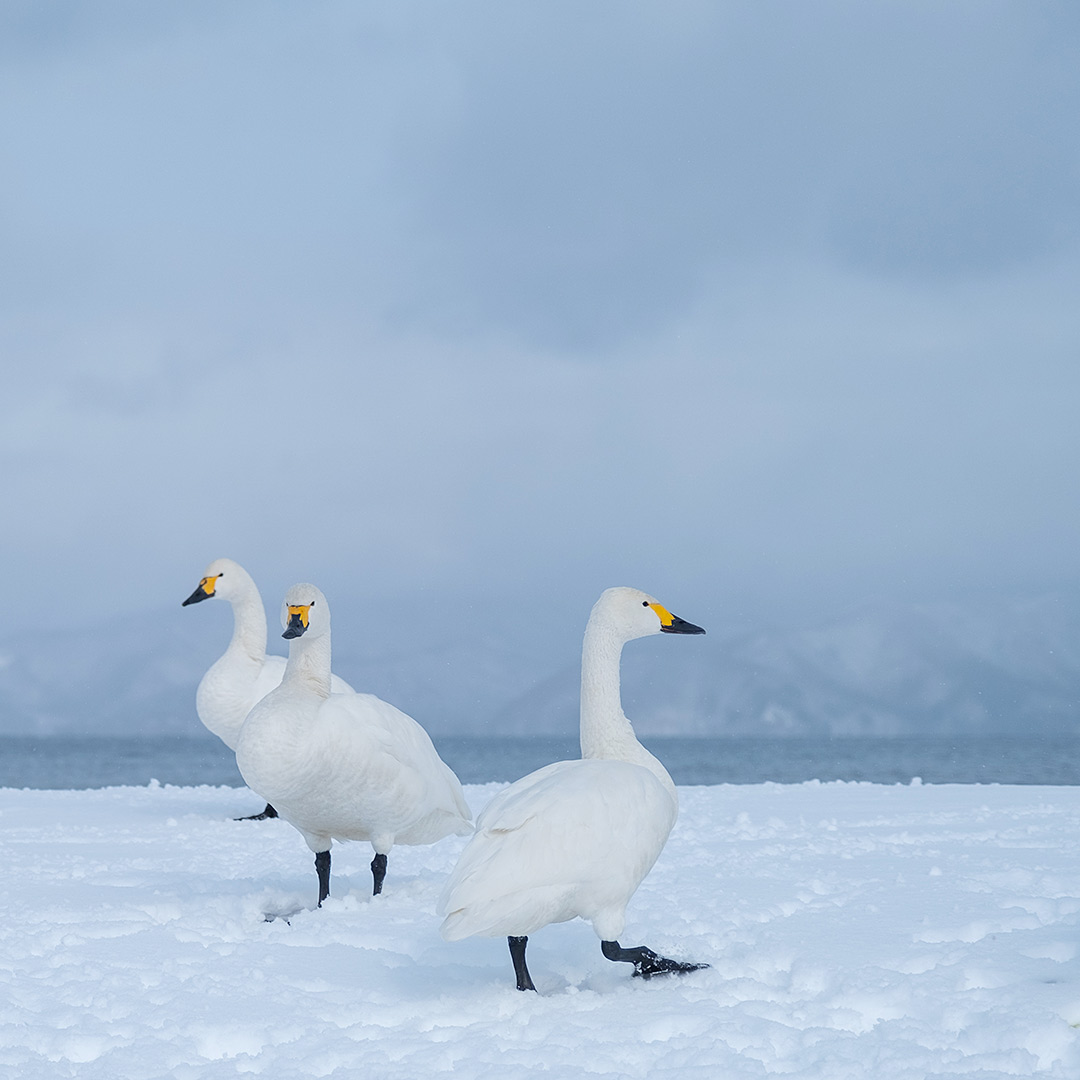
[579,619,676,803]
[224,580,269,664]
[579,622,632,758]
[282,632,333,700]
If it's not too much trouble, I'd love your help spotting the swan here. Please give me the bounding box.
[235,583,472,904]
[438,586,708,991]
[182,558,354,820]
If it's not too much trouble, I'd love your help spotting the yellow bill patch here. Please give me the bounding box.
[287,604,312,629]
[648,602,675,627]
[200,575,220,595]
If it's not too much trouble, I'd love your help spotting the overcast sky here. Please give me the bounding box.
[3,1,1079,641]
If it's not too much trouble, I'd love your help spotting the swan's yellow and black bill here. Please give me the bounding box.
[283,604,312,639]
[650,602,706,636]
[182,575,220,606]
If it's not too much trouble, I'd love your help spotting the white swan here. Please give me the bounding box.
[235,583,472,904]
[438,586,708,991]
[182,558,354,819]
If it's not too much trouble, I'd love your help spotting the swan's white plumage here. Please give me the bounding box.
[438,586,698,945]
[439,758,676,941]
[235,584,472,859]
[187,559,352,751]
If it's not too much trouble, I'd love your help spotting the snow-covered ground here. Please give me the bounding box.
[2,780,1079,1078]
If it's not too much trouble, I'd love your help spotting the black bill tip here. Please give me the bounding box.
[660,614,706,635]
[282,614,308,639]
[182,585,211,607]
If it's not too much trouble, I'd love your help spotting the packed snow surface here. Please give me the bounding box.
[2,780,1079,1078]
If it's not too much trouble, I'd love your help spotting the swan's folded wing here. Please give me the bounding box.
[438,759,676,937]
[328,671,355,694]
[251,655,288,703]
[318,692,471,831]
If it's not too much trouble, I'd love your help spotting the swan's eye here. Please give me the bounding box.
[642,601,649,607]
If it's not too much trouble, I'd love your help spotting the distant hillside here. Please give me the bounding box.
[1,593,1078,738]
[498,594,1080,737]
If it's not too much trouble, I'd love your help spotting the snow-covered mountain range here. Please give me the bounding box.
[1,592,1077,738]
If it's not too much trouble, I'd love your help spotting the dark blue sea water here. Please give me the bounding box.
[0,735,1077,789]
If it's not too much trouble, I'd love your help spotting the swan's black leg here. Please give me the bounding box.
[235,803,279,821]
[315,850,331,906]
[601,939,708,979]
[508,936,536,992]
[371,853,387,895]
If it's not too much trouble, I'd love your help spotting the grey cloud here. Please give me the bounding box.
[1,0,1078,725]
[401,3,1080,343]
[5,3,1077,342]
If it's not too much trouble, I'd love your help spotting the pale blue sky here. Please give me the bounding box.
[2,1,1078,638]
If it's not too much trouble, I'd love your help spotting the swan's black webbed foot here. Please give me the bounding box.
[371,853,387,895]
[601,939,708,979]
[235,803,279,821]
[508,935,536,992]
[315,850,331,907]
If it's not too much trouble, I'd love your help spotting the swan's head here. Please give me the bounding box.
[182,558,250,606]
[591,586,706,641]
[280,583,330,641]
